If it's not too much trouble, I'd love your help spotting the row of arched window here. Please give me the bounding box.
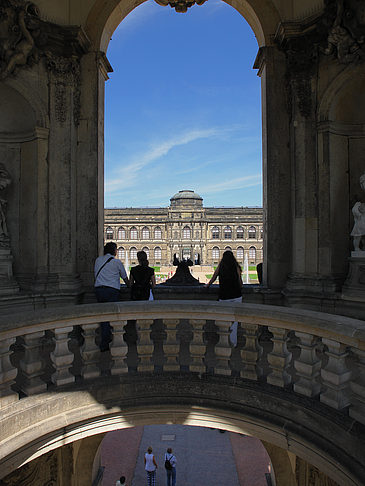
[117,246,162,261]
[212,246,258,260]
[211,226,260,239]
[106,226,162,240]
[106,225,262,241]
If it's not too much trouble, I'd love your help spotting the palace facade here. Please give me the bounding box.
[104,190,263,268]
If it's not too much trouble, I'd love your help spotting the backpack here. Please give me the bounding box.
[164,457,172,470]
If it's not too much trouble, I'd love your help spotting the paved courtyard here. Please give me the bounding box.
[101,424,271,486]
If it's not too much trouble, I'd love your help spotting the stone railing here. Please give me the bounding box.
[0,300,364,426]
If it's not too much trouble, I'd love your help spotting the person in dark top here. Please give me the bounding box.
[130,250,156,301]
[205,250,243,346]
[206,249,243,300]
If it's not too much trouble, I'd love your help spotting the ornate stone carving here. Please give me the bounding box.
[155,0,206,13]
[45,54,81,125]
[0,163,11,248]
[0,0,42,79]
[275,16,327,118]
[351,172,365,252]
[323,0,365,63]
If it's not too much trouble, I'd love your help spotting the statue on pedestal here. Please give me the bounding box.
[351,173,365,252]
[0,163,11,248]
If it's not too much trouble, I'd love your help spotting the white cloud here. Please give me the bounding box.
[105,126,243,193]
[199,173,262,194]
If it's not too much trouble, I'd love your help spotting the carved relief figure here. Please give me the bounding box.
[0,163,11,246]
[0,1,39,79]
[351,173,365,251]
[323,0,365,63]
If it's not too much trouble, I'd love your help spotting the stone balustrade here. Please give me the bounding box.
[0,300,364,426]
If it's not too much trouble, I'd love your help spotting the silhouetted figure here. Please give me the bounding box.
[256,262,263,284]
[162,255,202,286]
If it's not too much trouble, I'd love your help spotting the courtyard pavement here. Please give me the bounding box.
[101,424,270,486]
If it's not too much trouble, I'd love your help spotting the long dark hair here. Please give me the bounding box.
[219,250,241,278]
[137,250,149,267]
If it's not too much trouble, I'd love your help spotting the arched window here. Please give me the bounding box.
[248,226,256,239]
[130,247,137,260]
[142,246,149,259]
[130,227,138,239]
[225,246,232,251]
[106,226,113,240]
[117,247,125,260]
[117,227,125,240]
[142,226,150,239]
[212,247,220,260]
[183,226,191,239]
[154,226,162,239]
[237,246,244,260]
[212,226,219,239]
[236,226,244,239]
[260,227,263,239]
[249,246,256,260]
[154,247,162,260]
[224,226,232,239]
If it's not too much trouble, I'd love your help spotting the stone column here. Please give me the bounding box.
[76,52,112,295]
[254,47,291,289]
[46,55,83,296]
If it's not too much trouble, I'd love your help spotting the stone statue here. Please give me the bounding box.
[0,163,11,247]
[0,1,40,79]
[351,173,365,252]
[161,255,202,286]
[323,0,365,64]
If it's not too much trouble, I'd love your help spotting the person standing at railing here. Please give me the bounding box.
[94,241,130,351]
[205,249,243,346]
[144,446,158,486]
[130,250,156,301]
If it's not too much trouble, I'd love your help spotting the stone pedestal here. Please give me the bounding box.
[342,254,365,299]
[0,247,19,295]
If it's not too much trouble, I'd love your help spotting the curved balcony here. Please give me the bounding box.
[0,301,365,485]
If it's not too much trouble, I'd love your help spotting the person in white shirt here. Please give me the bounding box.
[94,242,129,351]
[144,446,158,486]
[164,447,177,486]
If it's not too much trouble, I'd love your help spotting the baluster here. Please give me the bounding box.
[293,332,321,397]
[320,338,351,410]
[349,348,365,426]
[214,320,232,376]
[189,319,206,374]
[163,319,179,372]
[50,326,74,386]
[111,320,128,375]
[19,331,47,395]
[80,324,100,380]
[240,322,261,380]
[267,327,292,387]
[136,319,154,372]
[0,337,17,407]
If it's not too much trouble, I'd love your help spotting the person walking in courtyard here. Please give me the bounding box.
[144,446,158,486]
[205,249,243,346]
[116,475,127,486]
[130,250,156,301]
[94,241,130,351]
[164,447,177,486]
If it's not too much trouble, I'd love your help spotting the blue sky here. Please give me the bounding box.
[104,0,262,208]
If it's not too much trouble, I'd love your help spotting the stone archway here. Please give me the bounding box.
[1,377,363,485]
[82,0,292,290]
